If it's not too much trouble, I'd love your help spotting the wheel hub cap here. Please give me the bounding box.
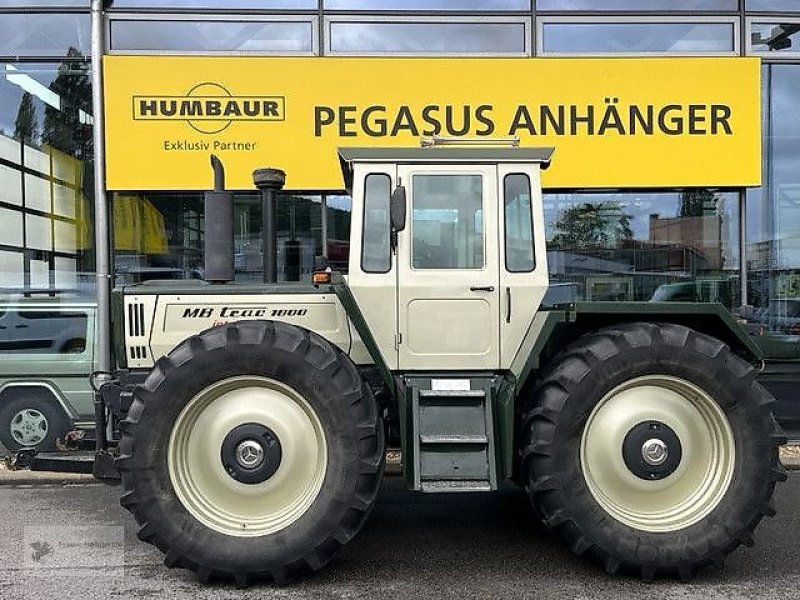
[236,440,265,469]
[10,409,48,446]
[220,422,283,484]
[622,420,683,481]
[642,438,668,466]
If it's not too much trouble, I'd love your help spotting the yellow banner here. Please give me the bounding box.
[104,56,761,191]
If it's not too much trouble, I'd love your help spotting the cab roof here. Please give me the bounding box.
[337,146,554,192]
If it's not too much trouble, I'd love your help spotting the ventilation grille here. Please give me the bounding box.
[127,302,145,337]
[129,345,148,360]
[126,300,151,365]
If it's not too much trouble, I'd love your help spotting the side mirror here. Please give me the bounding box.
[390,185,407,232]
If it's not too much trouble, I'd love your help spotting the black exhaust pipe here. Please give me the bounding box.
[204,155,234,284]
[253,167,286,284]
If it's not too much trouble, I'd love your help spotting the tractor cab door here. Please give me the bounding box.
[396,164,500,370]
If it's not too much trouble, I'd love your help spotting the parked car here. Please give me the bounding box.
[0,301,96,451]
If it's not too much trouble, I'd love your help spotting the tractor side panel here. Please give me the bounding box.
[122,292,352,369]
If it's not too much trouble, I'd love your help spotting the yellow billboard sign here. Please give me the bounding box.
[104,56,761,191]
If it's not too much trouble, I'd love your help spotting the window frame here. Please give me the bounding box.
[106,12,319,55]
[360,172,392,275]
[503,172,536,273]
[536,15,740,57]
[324,14,531,56]
[746,17,800,59]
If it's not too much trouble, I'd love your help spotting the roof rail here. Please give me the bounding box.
[421,135,520,148]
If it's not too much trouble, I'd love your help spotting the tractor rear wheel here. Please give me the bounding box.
[117,320,384,585]
[520,322,785,580]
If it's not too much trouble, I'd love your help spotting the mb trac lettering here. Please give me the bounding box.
[181,306,308,319]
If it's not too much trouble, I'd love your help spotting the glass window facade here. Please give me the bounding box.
[747,1,800,12]
[111,191,358,284]
[1,1,800,407]
[541,21,736,55]
[328,20,528,55]
[0,13,90,58]
[538,1,736,11]
[325,1,531,10]
[0,1,88,5]
[0,60,94,293]
[750,22,800,55]
[746,64,800,339]
[544,190,739,306]
[111,0,316,7]
[109,19,315,53]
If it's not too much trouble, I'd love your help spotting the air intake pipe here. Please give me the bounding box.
[253,167,286,284]
[204,154,234,284]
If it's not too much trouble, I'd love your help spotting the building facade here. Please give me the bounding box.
[0,1,798,415]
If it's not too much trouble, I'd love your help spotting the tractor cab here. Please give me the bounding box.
[339,146,553,372]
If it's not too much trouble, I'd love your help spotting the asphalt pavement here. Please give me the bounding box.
[1,473,800,600]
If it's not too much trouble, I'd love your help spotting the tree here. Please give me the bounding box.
[551,201,633,248]
[14,92,38,146]
[680,189,718,217]
[42,47,92,160]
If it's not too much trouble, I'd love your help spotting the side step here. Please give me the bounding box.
[407,376,499,492]
[9,449,121,481]
[29,451,94,474]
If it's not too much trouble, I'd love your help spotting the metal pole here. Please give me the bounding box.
[262,188,277,283]
[739,190,748,308]
[91,0,111,450]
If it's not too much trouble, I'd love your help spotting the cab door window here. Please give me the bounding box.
[411,174,484,270]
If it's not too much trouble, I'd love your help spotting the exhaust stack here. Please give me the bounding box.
[204,155,234,284]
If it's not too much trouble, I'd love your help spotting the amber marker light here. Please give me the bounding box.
[312,272,332,285]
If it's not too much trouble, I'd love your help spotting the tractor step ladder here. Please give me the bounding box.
[407,377,499,492]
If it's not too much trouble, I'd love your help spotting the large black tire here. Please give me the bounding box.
[117,321,385,585]
[0,389,72,451]
[520,322,786,580]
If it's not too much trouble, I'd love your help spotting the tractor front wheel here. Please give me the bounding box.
[117,321,385,585]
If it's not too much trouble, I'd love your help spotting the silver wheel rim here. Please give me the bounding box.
[580,375,735,533]
[168,376,327,537]
[10,408,49,446]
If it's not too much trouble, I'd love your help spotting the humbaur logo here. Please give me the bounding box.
[133,82,285,134]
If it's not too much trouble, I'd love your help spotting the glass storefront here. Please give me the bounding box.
[0,59,94,293]
[747,64,800,338]
[0,0,796,430]
[545,190,740,307]
[111,191,357,284]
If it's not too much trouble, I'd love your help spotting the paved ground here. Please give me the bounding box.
[1,474,800,600]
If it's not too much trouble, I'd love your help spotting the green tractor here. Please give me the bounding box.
[99,145,783,584]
